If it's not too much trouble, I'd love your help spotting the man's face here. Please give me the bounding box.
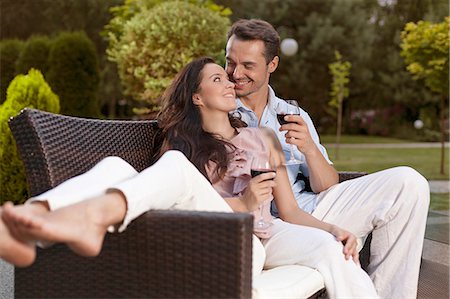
[225,35,276,99]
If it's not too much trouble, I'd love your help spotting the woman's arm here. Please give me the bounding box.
[261,128,358,262]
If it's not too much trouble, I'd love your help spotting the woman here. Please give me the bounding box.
[0,57,377,298]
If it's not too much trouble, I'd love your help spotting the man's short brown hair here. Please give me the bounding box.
[227,19,280,63]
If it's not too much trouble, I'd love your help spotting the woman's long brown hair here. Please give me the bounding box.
[157,57,246,181]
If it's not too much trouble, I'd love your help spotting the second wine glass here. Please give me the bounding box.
[277,99,304,165]
[250,156,275,230]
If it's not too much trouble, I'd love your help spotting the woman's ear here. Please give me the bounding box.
[192,94,203,106]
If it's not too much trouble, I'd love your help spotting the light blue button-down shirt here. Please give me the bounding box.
[233,86,333,214]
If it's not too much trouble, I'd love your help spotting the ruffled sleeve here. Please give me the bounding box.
[228,147,251,196]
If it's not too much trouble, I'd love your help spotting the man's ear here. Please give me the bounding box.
[268,56,279,74]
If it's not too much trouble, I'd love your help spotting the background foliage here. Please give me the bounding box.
[328,51,352,159]
[0,32,101,118]
[216,0,448,140]
[0,0,448,139]
[0,69,60,204]
[0,39,24,103]
[0,0,123,116]
[46,31,100,117]
[16,35,51,76]
[105,0,231,113]
[400,17,449,174]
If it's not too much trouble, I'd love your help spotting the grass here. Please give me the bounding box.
[321,134,414,144]
[325,146,449,180]
[321,136,449,210]
[430,193,450,210]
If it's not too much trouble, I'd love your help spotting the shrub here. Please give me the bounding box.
[0,69,60,204]
[106,1,230,113]
[0,39,24,103]
[16,35,51,75]
[47,31,100,117]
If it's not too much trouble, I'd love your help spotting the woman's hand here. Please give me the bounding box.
[329,225,360,266]
[241,172,276,212]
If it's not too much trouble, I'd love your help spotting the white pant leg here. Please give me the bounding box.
[29,156,139,210]
[262,219,378,299]
[312,166,430,299]
[27,151,265,280]
[108,150,266,280]
[110,151,233,229]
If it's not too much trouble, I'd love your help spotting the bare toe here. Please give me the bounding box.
[0,207,36,267]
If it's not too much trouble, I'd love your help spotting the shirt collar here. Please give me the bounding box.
[266,86,280,116]
[235,85,279,113]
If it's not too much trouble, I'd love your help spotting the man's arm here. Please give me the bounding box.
[279,114,338,193]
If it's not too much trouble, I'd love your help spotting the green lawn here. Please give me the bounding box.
[326,147,449,180]
[430,193,450,210]
[323,143,449,210]
[321,134,413,144]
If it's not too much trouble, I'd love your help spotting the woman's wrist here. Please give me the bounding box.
[238,195,252,212]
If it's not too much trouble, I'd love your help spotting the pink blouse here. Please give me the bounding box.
[207,127,274,239]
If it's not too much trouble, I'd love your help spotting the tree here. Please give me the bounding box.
[46,31,100,117]
[1,0,124,118]
[16,35,51,75]
[0,69,59,204]
[328,51,351,159]
[400,17,449,174]
[217,0,448,138]
[0,39,24,103]
[105,1,230,114]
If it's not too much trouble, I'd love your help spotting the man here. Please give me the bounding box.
[225,18,429,299]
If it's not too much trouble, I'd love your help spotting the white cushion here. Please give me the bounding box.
[253,265,324,299]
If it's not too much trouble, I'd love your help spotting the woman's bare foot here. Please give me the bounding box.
[2,193,127,257]
[0,206,36,267]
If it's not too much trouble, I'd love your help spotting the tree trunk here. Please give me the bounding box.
[335,93,343,160]
[439,95,447,175]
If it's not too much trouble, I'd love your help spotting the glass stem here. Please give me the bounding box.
[260,202,264,221]
[289,144,296,161]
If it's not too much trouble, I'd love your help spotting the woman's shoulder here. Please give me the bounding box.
[238,126,260,134]
[237,127,266,140]
[239,126,276,138]
[235,127,279,152]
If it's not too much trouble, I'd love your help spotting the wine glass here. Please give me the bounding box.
[250,156,275,230]
[276,99,305,165]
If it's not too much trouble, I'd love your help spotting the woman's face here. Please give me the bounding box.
[193,63,236,113]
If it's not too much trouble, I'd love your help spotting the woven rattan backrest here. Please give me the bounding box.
[9,108,159,197]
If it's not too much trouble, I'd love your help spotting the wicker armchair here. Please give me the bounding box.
[9,108,253,298]
[9,108,369,298]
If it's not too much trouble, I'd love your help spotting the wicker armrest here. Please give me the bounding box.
[298,171,367,192]
[9,109,253,298]
[338,171,368,183]
[15,210,253,298]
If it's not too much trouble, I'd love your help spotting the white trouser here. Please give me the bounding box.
[262,219,378,299]
[31,150,266,280]
[312,166,430,299]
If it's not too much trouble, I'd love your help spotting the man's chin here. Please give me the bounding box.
[235,90,252,98]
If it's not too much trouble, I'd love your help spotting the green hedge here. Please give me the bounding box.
[47,31,100,117]
[0,69,60,204]
[16,35,51,75]
[0,39,24,103]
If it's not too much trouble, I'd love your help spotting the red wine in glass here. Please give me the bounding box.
[251,169,276,178]
[250,156,275,230]
[277,100,304,165]
[277,113,300,125]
